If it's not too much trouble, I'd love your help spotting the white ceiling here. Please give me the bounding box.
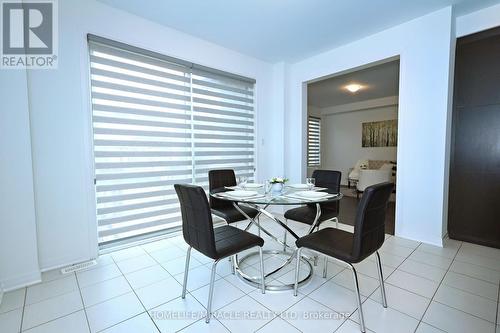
[98,0,499,62]
[308,60,400,108]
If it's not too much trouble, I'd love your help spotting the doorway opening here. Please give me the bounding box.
[305,59,400,234]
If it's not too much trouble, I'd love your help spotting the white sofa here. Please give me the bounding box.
[347,159,368,188]
[357,169,392,194]
[348,159,395,197]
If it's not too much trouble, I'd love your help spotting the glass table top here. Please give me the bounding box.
[210,186,343,205]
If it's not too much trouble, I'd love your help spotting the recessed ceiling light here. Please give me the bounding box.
[345,84,363,93]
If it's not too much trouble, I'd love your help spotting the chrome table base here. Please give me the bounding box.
[233,249,313,291]
[230,201,322,291]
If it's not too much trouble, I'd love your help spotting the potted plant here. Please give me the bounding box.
[269,177,288,194]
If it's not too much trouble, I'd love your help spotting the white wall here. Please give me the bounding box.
[285,7,455,246]
[456,2,500,37]
[0,70,41,290]
[26,0,280,271]
[322,106,398,185]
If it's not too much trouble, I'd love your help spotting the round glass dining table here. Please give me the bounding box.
[210,185,343,291]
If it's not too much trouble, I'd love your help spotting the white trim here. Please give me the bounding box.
[321,96,399,116]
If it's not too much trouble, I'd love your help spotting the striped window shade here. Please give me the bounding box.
[307,116,321,167]
[88,35,255,246]
[191,69,255,187]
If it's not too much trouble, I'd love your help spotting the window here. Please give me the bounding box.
[307,116,321,167]
[88,35,255,246]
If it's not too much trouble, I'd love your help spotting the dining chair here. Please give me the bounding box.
[283,170,341,250]
[208,169,259,224]
[174,184,265,323]
[293,182,394,333]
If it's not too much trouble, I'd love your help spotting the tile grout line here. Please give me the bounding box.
[21,230,500,331]
[270,235,422,332]
[196,219,324,332]
[356,242,423,307]
[117,243,231,333]
[414,240,464,333]
[18,273,86,332]
[496,278,500,327]
[451,256,500,272]
[445,266,499,285]
[172,225,286,332]
[430,298,497,324]
[19,287,27,332]
[14,231,498,333]
[19,283,83,332]
[123,236,498,332]
[20,309,84,332]
[107,251,162,333]
[285,265,351,332]
[353,241,426,332]
[74,272,92,333]
[439,281,499,302]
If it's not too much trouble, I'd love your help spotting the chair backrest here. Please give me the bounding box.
[311,170,341,211]
[208,169,237,210]
[351,182,394,261]
[174,184,217,258]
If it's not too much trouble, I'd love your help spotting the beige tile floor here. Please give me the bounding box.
[1,217,499,333]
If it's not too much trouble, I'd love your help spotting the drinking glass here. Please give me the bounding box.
[264,179,271,194]
[238,176,248,189]
[306,178,316,190]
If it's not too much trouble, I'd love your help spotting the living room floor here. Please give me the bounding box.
[1,217,499,333]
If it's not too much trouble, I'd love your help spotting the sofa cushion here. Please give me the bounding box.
[380,163,394,171]
[368,160,390,169]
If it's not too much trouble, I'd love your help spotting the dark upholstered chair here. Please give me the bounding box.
[293,182,394,333]
[282,170,341,250]
[208,169,259,224]
[174,184,265,323]
[284,169,341,226]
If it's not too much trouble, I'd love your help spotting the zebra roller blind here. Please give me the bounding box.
[88,35,255,245]
[307,116,321,167]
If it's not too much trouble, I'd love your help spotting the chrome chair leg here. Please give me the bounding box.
[231,255,236,275]
[283,219,288,252]
[206,260,219,323]
[334,217,339,228]
[182,246,192,299]
[293,248,303,296]
[256,215,261,237]
[349,264,366,333]
[322,256,328,278]
[375,251,387,307]
[258,247,266,294]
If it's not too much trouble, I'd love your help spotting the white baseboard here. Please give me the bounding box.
[1,270,41,292]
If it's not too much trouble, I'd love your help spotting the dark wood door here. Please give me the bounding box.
[448,27,500,248]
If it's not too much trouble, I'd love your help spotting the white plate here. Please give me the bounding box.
[295,191,329,199]
[244,183,263,189]
[288,184,310,189]
[227,190,258,198]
